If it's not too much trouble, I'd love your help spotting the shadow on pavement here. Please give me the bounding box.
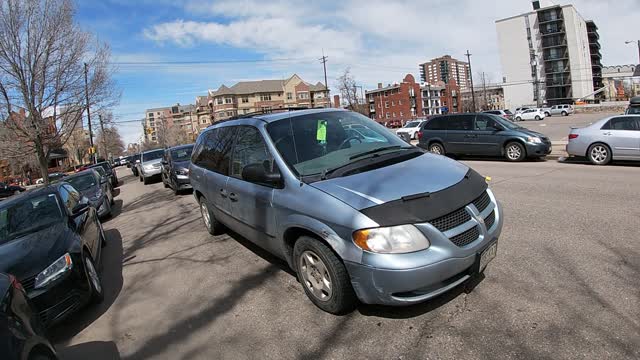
[105,199,124,220]
[559,157,640,167]
[49,229,124,343]
[357,273,485,319]
[57,340,120,360]
[226,230,296,277]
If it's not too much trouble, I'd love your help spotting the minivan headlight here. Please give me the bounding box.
[353,225,430,254]
[34,253,73,289]
[527,136,542,144]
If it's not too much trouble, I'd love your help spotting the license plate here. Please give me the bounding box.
[479,242,498,272]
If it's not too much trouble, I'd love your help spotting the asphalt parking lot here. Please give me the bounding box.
[517,112,618,141]
[51,162,640,360]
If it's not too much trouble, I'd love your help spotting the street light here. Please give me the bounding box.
[625,40,640,64]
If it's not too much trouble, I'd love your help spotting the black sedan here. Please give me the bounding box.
[0,182,25,199]
[88,162,118,188]
[162,144,194,195]
[64,170,114,219]
[0,183,105,327]
[0,272,58,360]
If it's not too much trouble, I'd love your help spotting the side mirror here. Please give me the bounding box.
[242,162,282,187]
[72,196,90,215]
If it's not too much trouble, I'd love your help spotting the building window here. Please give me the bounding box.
[298,92,309,99]
[379,113,383,119]
[378,102,382,108]
[227,111,234,117]
[260,94,272,101]
[392,112,396,118]
[400,111,403,117]
[391,101,395,106]
[398,99,402,105]
[216,98,223,105]
[225,98,232,104]
[385,113,390,119]
[241,97,249,103]
[242,109,249,114]
[286,92,292,100]
[261,106,272,112]
[385,101,389,108]
[384,91,388,97]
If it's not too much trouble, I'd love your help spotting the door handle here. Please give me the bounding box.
[219,189,227,198]
[228,192,238,202]
[603,132,612,136]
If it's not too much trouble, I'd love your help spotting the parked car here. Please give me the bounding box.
[514,107,531,114]
[625,96,640,115]
[138,149,164,185]
[549,104,574,116]
[566,115,640,165]
[64,170,114,219]
[191,108,503,313]
[131,154,141,175]
[162,144,194,194]
[345,127,387,143]
[0,182,25,199]
[384,120,402,129]
[482,109,513,121]
[395,120,426,140]
[0,184,105,327]
[0,272,58,360]
[88,161,118,188]
[47,173,67,183]
[417,113,551,161]
[514,108,545,121]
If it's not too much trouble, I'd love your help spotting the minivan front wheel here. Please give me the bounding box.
[428,142,445,155]
[294,237,357,314]
[505,142,526,162]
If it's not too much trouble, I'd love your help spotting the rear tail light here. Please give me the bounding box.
[417,131,423,140]
[568,133,579,140]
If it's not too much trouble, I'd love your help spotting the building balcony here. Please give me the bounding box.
[538,16,563,25]
[589,42,601,50]
[540,29,565,37]
[545,81,572,88]
[545,67,570,75]
[587,31,600,40]
[543,55,569,61]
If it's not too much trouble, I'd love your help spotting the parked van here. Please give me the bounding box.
[190,108,503,313]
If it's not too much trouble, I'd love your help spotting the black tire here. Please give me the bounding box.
[544,112,550,117]
[83,253,104,304]
[535,115,541,121]
[505,142,526,162]
[428,142,445,155]
[587,143,611,165]
[29,352,56,360]
[102,198,112,218]
[293,236,357,314]
[561,111,568,116]
[199,196,224,235]
[515,117,522,122]
[143,176,149,185]
[163,178,169,188]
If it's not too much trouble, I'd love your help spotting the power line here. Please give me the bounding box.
[110,57,316,65]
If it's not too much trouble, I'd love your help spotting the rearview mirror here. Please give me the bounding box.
[242,162,282,187]
[72,196,90,215]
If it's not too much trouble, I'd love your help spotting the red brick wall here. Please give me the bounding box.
[368,74,423,124]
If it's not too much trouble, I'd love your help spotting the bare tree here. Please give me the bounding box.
[95,125,124,160]
[0,0,118,184]
[337,68,359,109]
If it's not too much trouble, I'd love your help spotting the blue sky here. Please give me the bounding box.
[75,0,640,145]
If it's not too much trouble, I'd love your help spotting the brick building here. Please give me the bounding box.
[208,74,330,121]
[419,55,471,91]
[366,74,422,124]
[440,79,462,114]
[144,104,196,144]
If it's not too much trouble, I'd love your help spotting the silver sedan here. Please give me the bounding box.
[566,115,640,165]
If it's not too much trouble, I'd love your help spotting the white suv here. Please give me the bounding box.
[514,108,545,121]
[395,120,425,140]
[549,104,573,116]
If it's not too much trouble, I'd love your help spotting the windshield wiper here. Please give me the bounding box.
[349,145,407,160]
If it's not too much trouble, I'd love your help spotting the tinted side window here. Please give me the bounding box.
[474,115,498,131]
[607,117,636,130]
[231,126,276,183]
[200,127,236,175]
[424,117,446,130]
[448,115,474,130]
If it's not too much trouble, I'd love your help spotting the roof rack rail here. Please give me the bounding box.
[227,106,312,121]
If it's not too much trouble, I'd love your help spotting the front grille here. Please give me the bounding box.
[450,226,480,247]
[484,211,496,230]
[429,207,471,232]
[38,293,81,326]
[20,275,36,292]
[472,191,491,213]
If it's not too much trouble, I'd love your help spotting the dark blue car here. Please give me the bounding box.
[417,113,552,161]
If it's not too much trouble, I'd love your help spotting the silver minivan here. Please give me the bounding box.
[190,109,503,314]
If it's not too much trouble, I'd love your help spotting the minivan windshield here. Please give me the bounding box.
[143,150,164,162]
[171,146,194,162]
[65,174,97,191]
[267,111,412,177]
[0,193,63,244]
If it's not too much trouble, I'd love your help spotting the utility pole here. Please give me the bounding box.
[319,51,328,104]
[98,113,107,161]
[482,72,488,111]
[465,50,477,112]
[84,63,95,164]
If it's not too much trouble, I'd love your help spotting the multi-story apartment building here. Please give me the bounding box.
[461,84,506,111]
[366,74,422,124]
[193,95,213,133]
[586,20,604,101]
[144,104,196,144]
[419,55,471,91]
[496,1,601,107]
[421,84,444,116]
[208,74,330,121]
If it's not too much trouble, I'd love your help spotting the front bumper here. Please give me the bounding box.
[525,142,552,157]
[142,167,162,177]
[346,193,503,306]
[27,259,92,326]
[176,175,192,189]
